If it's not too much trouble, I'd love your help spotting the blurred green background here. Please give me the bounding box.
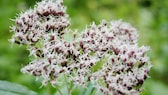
[0,0,168,95]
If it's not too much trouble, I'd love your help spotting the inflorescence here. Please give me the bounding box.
[9,0,152,95]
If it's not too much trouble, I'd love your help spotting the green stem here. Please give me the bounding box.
[55,85,63,95]
[47,85,52,95]
[64,74,71,95]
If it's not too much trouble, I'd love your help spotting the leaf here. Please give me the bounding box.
[84,83,95,95]
[91,57,108,72]
[0,80,37,95]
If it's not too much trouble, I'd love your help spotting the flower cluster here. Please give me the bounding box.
[10,0,152,95]
[9,0,69,45]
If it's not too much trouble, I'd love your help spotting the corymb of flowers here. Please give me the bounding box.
[9,0,152,95]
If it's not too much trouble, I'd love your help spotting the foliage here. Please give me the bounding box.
[0,80,37,95]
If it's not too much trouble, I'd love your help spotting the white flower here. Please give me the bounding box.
[10,0,152,95]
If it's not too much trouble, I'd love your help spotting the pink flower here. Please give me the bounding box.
[10,0,152,94]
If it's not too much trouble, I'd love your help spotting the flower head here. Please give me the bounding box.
[10,0,151,95]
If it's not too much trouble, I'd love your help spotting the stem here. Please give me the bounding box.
[47,85,52,95]
[64,74,71,95]
[55,85,63,95]
[69,81,74,94]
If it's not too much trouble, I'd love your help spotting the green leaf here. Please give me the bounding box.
[0,80,37,95]
[84,83,95,95]
[91,57,108,72]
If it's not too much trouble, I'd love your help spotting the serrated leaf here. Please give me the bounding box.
[0,80,37,95]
